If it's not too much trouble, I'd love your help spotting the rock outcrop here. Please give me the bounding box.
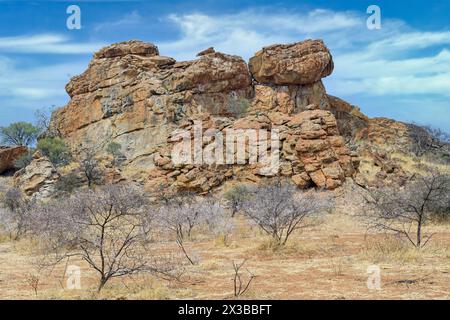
[45,39,360,192]
[249,40,333,85]
[0,146,27,174]
[13,151,60,200]
[44,39,388,194]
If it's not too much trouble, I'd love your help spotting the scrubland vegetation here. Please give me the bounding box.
[1,115,449,299]
[0,169,449,299]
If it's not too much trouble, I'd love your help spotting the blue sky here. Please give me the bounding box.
[0,0,449,131]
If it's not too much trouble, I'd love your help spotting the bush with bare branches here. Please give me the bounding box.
[242,180,333,246]
[0,188,34,240]
[154,194,233,262]
[232,260,256,298]
[363,172,450,248]
[30,185,180,291]
[223,184,250,217]
[408,123,450,158]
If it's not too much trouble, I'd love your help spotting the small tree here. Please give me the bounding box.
[31,185,179,292]
[79,147,104,188]
[0,122,40,146]
[157,195,203,265]
[363,172,450,248]
[223,184,250,217]
[37,137,71,166]
[106,142,126,166]
[232,260,256,298]
[34,106,55,133]
[242,180,332,246]
[0,188,33,240]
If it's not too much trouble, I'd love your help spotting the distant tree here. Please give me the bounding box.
[37,137,71,166]
[34,106,56,134]
[0,122,40,146]
[363,172,450,248]
[408,124,450,157]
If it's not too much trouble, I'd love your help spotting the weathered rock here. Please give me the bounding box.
[197,47,215,56]
[44,39,414,196]
[94,40,159,59]
[0,146,27,174]
[13,151,59,199]
[327,95,369,140]
[252,81,330,114]
[249,39,333,85]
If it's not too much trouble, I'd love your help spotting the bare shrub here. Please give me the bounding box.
[242,180,333,246]
[30,185,179,292]
[232,260,256,298]
[223,184,250,217]
[363,172,450,248]
[408,124,450,157]
[156,195,206,265]
[0,188,34,240]
[203,197,234,246]
[155,194,232,262]
[79,148,104,188]
[25,272,41,296]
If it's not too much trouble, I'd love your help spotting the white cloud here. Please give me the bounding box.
[1,8,449,130]
[160,9,450,101]
[0,34,105,54]
[0,54,87,109]
[159,9,360,60]
[94,10,143,32]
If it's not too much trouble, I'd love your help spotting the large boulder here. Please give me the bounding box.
[249,39,334,85]
[13,151,59,199]
[0,146,27,174]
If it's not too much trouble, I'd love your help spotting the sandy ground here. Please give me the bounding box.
[0,210,448,300]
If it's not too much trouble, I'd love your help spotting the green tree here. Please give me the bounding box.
[37,137,71,166]
[0,122,40,146]
[106,141,126,166]
[223,184,251,217]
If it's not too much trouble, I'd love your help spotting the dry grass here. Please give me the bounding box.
[390,151,450,175]
[0,199,449,300]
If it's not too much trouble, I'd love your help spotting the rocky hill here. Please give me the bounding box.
[16,39,416,196]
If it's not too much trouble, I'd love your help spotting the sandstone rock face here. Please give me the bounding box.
[327,95,369,141]
[367,118,410,150]
[249,40,333,85]
[52,40,252,168]
[47,39,364,194]
[13,151,59,200]
[0,146,27,174]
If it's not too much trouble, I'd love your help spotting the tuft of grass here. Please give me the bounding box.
[364,237,426,263]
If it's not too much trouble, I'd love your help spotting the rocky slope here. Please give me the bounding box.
[33,39,411,195]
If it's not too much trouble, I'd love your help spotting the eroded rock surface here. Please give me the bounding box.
[0,146,27,174]
[13,151,60,199]
[43,39,409,195]
[249,40,333,85]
